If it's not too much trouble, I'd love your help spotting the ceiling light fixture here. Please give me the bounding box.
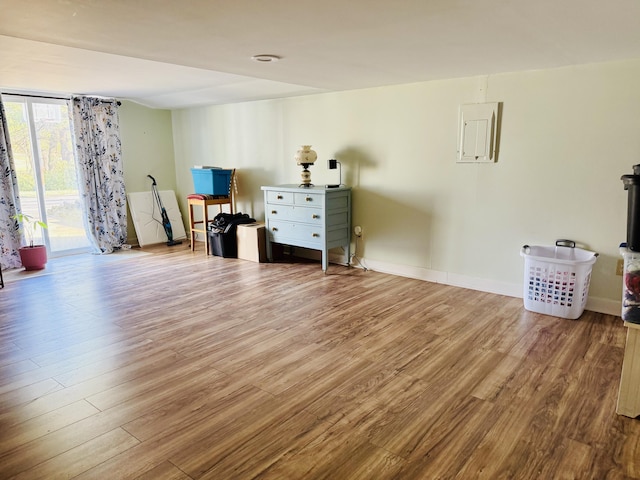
[251,54,281,63]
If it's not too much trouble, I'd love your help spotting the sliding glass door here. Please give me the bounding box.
[3,95,90,256]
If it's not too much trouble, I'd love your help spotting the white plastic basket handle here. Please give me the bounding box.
[555,238,599,257]
[520,240,599,259]
[556,239,576,248]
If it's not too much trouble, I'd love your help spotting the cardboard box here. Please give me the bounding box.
[236,223,267,262]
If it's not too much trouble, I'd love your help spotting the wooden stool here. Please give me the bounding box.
[188,169,236,254]
[188,195,234,254]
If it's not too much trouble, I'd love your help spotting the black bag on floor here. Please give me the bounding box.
[209,212,255,233]
[207,212,256,257]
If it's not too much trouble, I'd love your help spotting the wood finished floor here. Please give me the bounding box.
[0,243,637,479]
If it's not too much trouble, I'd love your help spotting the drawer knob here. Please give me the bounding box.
[305,197,312,202]
[312,214,319,219]
[312,233,319,238]
[277,195,283,200]
[272,227,278,232]
[271,210,277,214]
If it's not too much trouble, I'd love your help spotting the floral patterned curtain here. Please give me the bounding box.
[0,98,23,269]
[70,96,127,254]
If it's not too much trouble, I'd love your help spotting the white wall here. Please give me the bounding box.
[119,101,175,244]
[171,59,640,313]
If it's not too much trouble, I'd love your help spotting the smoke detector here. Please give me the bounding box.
[251,54,281,63]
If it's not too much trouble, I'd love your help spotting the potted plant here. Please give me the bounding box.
[13,213,48,270]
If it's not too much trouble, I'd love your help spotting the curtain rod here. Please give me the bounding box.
[1,92,121,105]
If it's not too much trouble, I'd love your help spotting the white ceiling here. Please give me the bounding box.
[1,0,639,110]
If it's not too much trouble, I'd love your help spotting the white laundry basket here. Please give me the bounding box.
[520,240,598,319]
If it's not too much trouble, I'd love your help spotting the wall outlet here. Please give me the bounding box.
[354,226,362,237]
[617,259,624,276]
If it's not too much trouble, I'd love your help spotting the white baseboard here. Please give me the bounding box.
[358,257,622,318]
[585,297,621,317]
[286,249,621,318]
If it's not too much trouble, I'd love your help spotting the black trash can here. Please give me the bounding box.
[207,212,256,258]
[208,230,238,257]
[621,165,640,251]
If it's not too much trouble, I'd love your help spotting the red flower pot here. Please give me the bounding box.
[18,245,48,271]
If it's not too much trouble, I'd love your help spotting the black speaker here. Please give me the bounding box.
[326,159,341,187]
[623,164,640,251]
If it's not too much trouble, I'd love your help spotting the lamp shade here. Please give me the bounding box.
[295,145,317,165]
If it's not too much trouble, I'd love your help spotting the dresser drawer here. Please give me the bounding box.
[267,220,323,246]
[266,205,323,224]
[294,192,322,206]
[266,190,294,204]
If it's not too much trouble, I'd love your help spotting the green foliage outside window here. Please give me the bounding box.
[5,101,77,193]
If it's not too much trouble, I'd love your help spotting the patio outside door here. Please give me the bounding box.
[3,95,91,256]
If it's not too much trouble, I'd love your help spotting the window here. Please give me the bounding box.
[3,95,91,255]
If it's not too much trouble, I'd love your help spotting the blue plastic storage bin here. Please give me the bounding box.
[190,168,232,195]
